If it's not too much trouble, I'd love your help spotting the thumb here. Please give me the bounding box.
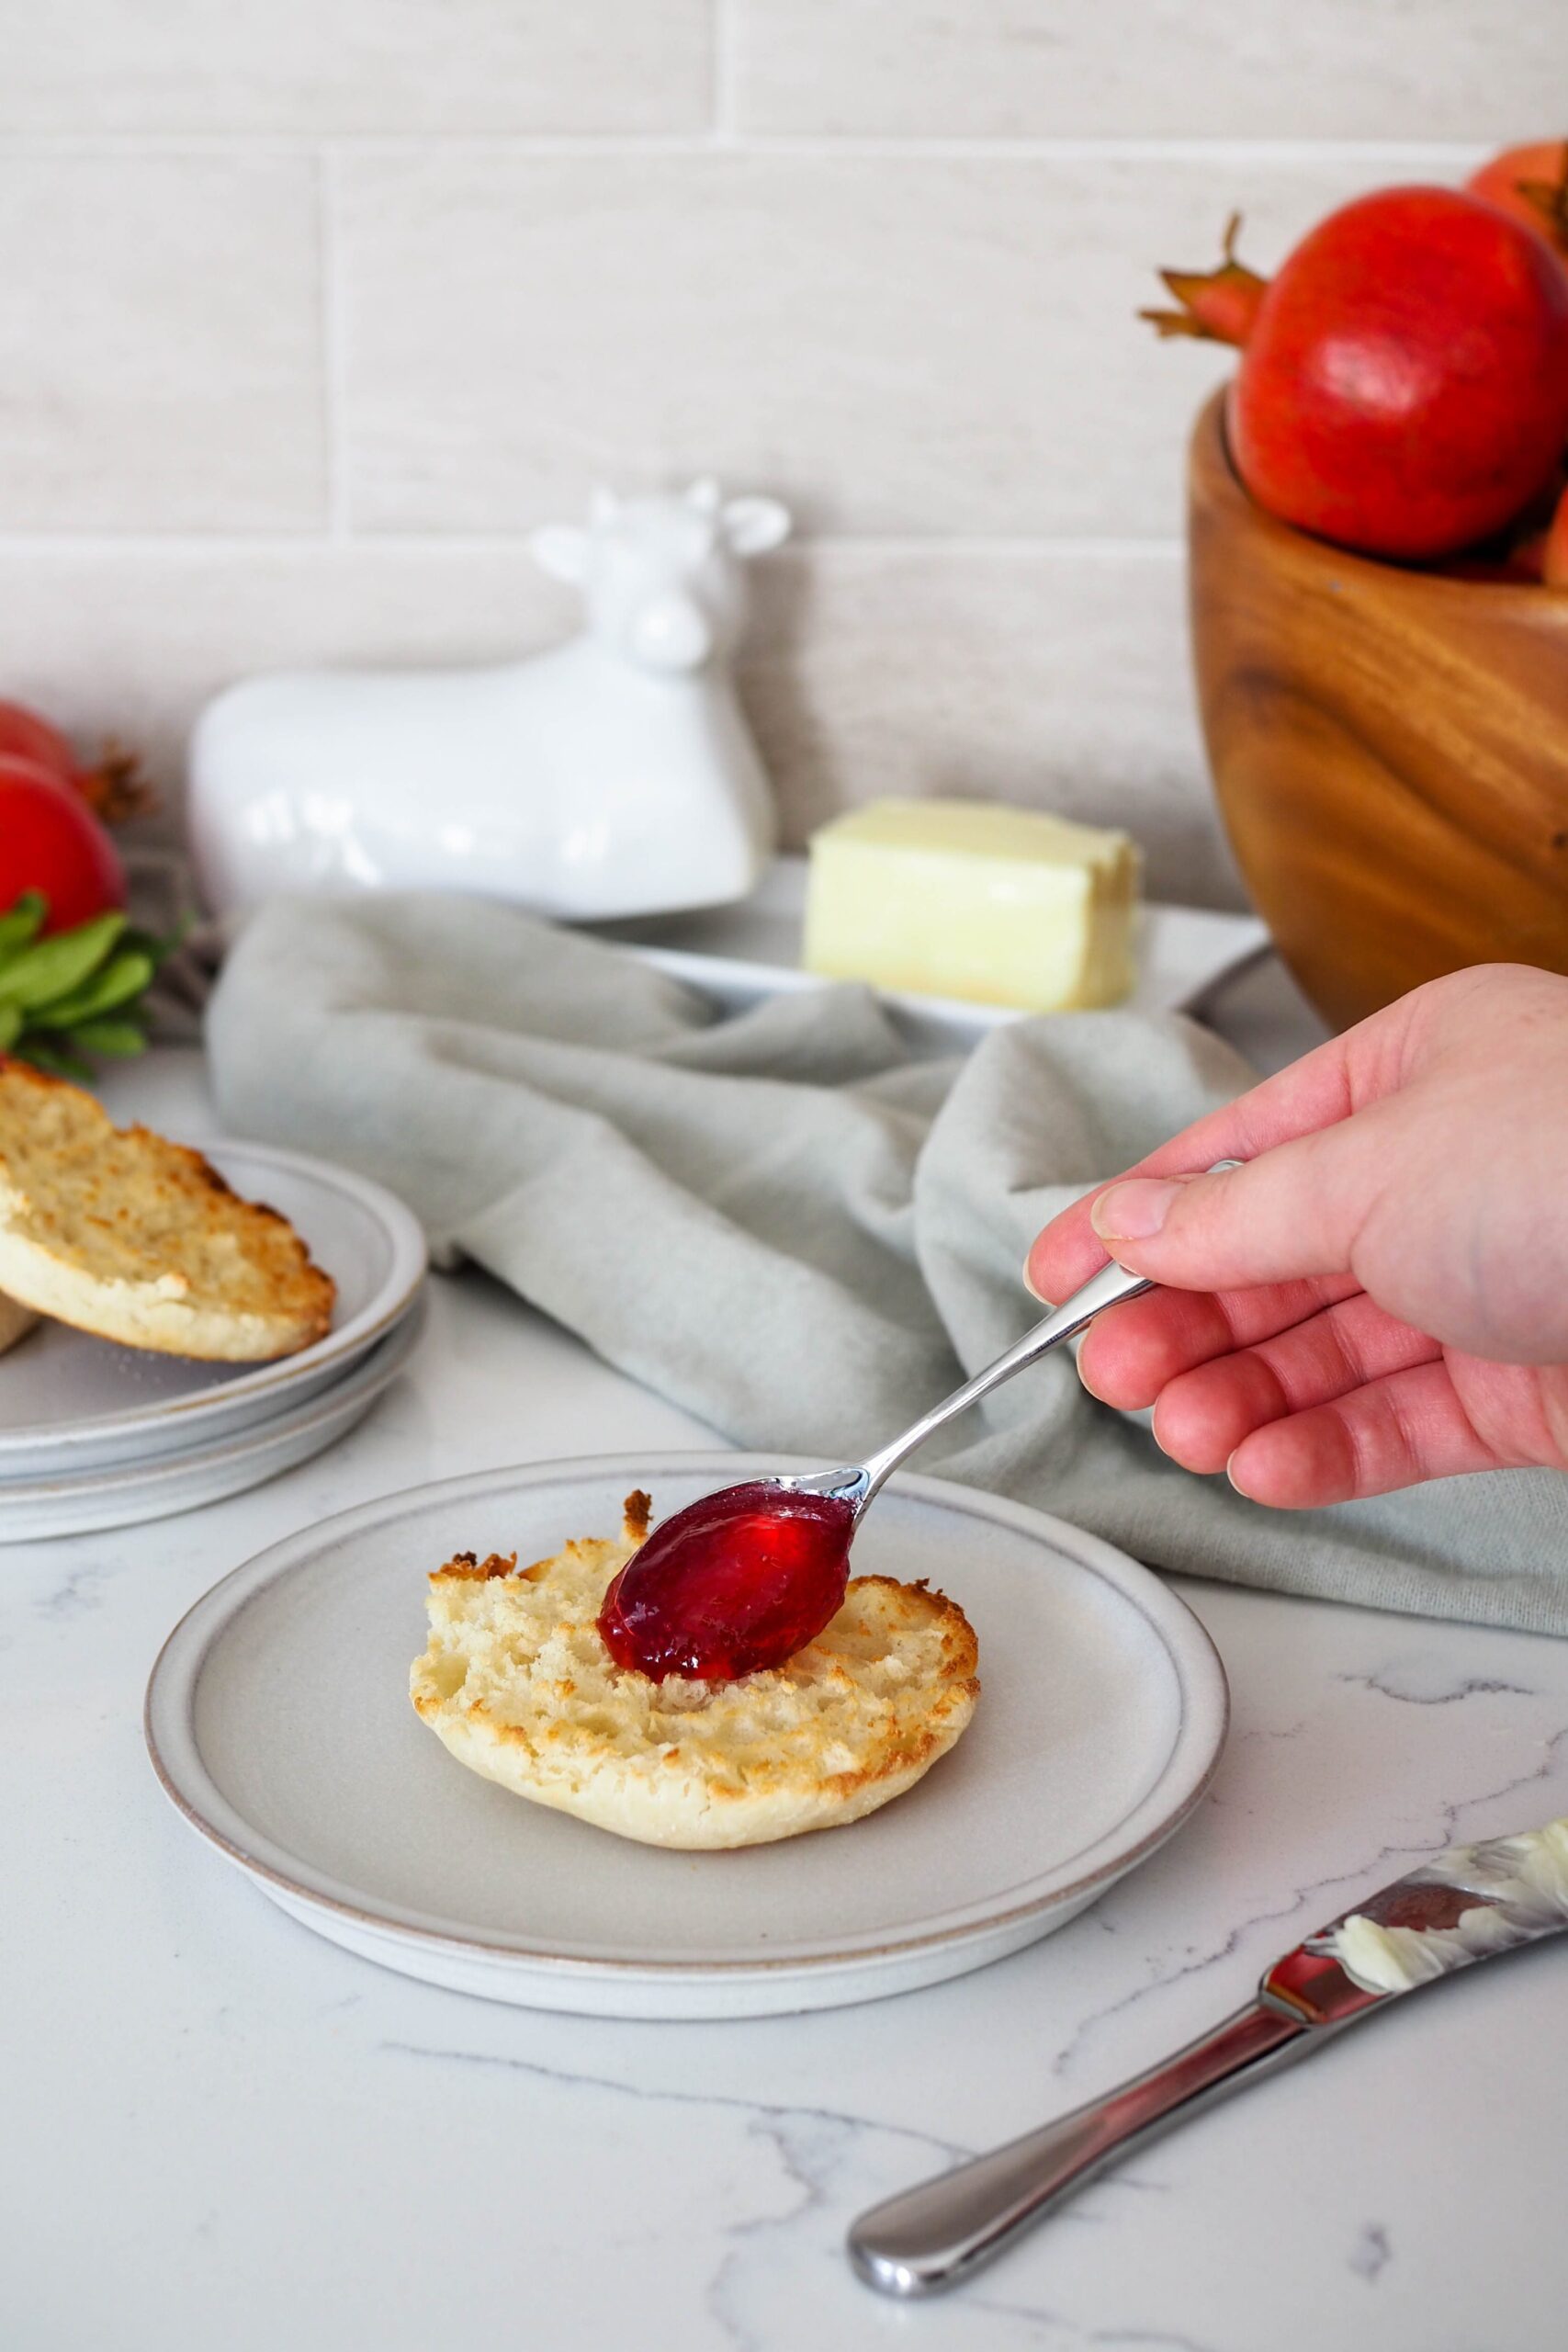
[1089,1125,1379,1293]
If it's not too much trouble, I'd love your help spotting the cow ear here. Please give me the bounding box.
[722,495,790,556]
[530,525,591,583]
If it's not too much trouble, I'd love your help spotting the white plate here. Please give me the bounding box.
[0,1141,427,1478]
[145,1451,1227,2018]
[0,1293,425,1542]
[590,857,1269,1057]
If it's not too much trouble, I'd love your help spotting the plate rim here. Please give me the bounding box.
[0,1139,427,1460]
[3,1289,426,1508]
[145,1449,1228,1982]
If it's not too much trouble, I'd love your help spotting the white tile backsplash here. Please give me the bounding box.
[0,154,325,531]
[733,0,1548,139]
[0,545,573,783]
[747,543,1238,904]
[336,149,1375,538]
[0,1,1534,902]
[0,0,712,133]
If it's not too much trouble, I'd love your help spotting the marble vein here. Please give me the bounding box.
[380,2034,974,2162]
[960,2290,1223,2352]
[1348,2223,1392,2282]
[28,1554,126,1617]
[1336,1668,1539,1706]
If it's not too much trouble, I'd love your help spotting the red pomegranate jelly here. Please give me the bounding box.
[597,1482,856,1682]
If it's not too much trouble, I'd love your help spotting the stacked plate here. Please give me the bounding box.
[0,1141,427,1542]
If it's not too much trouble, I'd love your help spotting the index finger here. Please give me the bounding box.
[1024,1016,1371,1305]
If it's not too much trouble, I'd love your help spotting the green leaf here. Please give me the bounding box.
[0,1001,22,1052]
[60,1017,146,1058]
[32,948,155,1029]
[0,892,48,962]
[13,1036,93,1082]
[0,911,127,1010]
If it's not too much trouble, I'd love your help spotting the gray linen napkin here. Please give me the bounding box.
[208,892,1568,1635]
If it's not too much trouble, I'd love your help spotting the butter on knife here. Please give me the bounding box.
[802,797,1141,1014]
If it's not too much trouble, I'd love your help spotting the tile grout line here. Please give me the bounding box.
[0,130,1488,164]
[0,531,1188,560]
[316,147,353,544]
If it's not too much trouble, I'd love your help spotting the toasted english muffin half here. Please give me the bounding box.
[410,1494,980,1850]
[0,1061,334,1360]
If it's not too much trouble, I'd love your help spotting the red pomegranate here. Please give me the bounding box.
[1147,187,1568,560]
[1467,141,1568,273]
[0,757,127,933]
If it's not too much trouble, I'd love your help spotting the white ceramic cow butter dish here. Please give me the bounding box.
[188,480,791,922]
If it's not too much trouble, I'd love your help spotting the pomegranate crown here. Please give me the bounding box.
[1140,213,1269,348]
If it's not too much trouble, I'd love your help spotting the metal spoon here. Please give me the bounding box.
[604,1160,1239,1676]
[772,1159,1240,1519]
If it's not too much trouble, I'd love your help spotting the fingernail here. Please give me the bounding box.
[1090,1178,1182,1243]
[1021,1253,1047,1304]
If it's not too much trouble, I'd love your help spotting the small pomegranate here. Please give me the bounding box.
[1148,187,1568,560]
[1467,141,1568,273]
[598,1483,855,1682]
[0,757,127,933]
[0,699,150,824]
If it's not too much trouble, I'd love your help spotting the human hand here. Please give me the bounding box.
[1025,965,1568,1507]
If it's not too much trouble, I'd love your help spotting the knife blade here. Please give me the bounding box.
[849,1813,1568,2298]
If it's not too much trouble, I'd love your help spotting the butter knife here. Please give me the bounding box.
[849,1813,1568,2298]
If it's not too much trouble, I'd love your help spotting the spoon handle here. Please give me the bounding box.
[853,1159,1239,1507]
[854,1256,1150,1501]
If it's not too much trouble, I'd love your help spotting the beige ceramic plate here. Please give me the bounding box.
[146,1452,1227,2019]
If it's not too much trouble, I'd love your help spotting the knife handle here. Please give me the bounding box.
[847,2000,1311,2298]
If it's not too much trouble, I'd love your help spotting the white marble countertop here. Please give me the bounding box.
[8,1001,1568,2352]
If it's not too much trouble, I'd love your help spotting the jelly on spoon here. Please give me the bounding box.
[597,1482,855,1682]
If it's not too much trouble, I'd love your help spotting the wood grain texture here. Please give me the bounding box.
[1189,390,1568,1030]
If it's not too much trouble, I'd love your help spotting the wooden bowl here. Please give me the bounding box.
[1188,390,1568,1030]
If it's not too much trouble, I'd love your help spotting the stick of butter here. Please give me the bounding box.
[802,798,1141,1012]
